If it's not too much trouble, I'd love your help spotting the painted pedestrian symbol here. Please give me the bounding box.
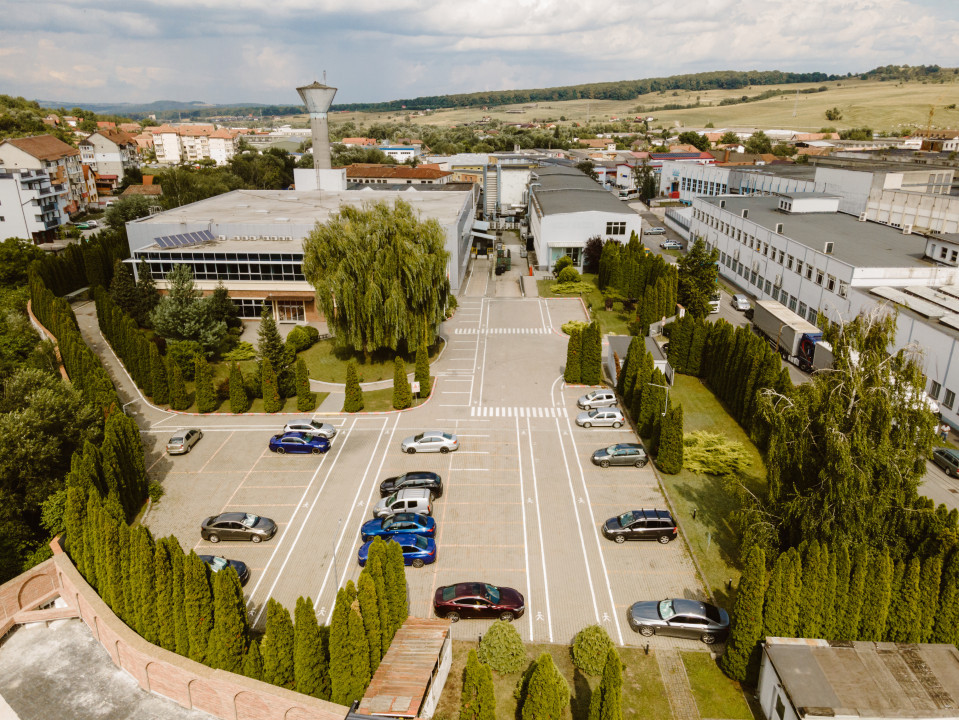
[536,612,545,621]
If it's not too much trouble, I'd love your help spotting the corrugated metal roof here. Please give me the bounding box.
[358,618,450,718]
[902,286,959,314]
[869,287,948,318]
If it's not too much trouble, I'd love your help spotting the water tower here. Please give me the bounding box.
[297,78,337,189]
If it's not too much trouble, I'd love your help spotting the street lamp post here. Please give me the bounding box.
[646,382,670,415]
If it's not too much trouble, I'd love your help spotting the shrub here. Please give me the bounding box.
[683,431,751,476]
[557,266,580,284]
[553,255,574,275]
[148,481,165,503]
[477,620,525,674]
[561,320,588,335]
[571,625,615,676]
[286,326,319,352]
[166,340,204,380]
[612,301,624,313]
[343,361,364,412]
[223,341,257,361]
[550,281,595,295]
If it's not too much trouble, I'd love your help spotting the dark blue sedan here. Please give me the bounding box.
[358,533,436,568]
[360,513,436,542]
[268,432,330,455]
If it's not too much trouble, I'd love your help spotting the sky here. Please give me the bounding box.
[2,0,959,107]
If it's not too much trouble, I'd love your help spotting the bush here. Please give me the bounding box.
[148,481,165,503]
[557,266,580,284]
[612,301,624,313]
[477,620,525,674]
[553,255,574,275]
[550,281,595,295]
[571,625,615,676]
[683,431,751,476]
[223,341,256,361]
[166,340,204,380]
[561,320,588,335]
[286,325,319,352]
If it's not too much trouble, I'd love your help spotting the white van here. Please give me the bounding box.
[709,291,721,314]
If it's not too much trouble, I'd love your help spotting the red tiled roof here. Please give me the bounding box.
[90,129,138,146]
[210,129,237,139]
[344,164,451,180]
[96,121,116,129]
[3,135,79,161]
[340,137,377,145]
[121,184,163,196]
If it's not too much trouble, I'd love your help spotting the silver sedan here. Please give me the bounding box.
[283,419,337,439]
[400,431,459,454]
[575,408,625,428]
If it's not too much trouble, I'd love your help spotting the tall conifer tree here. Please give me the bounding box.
[242,640,264,681]
[183,551,214,664]
[564,327,582,384]
[294,596,328,699]
[721,546,766,682]
[343,360,364,412]
[392,356,413,409]
[208,568,248,673]
[229,361,250,413]
[261,598,295,689]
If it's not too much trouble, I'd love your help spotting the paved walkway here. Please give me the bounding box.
[657,648,701,720]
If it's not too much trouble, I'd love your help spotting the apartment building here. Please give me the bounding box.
[0,135,88,217]
[78,130,141,195]
[0,168,63,242]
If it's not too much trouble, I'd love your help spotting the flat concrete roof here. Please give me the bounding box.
[732,165,818,181]
[702,195,931,269]
[765,638,959,718]
[532,166,634,216]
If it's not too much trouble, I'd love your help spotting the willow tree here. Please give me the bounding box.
[302,200,450,357]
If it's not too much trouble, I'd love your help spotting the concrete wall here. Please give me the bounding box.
[757,650,801,720]
[866,189,959,235]
[814,167,876,216]
[498,166,531,215]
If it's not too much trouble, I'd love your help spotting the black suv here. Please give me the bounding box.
[602,509,677,544]
[379,471,443,499]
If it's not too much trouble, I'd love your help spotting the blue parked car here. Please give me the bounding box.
[358,533,436,568]
[360,513,436,542]
[268,432,330,455]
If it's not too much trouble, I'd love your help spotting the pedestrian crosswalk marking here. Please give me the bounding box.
[454,328,550,335]
[470,406,568,418]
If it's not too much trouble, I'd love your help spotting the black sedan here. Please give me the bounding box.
[200,512,277,543]
[602,509,677,544]
[591,443,648,468]
[627,598,729,644]
[198,555,251,585]
[379,471,443,498]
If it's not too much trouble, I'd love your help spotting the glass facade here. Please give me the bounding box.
[135,251,305,282]
[233,298,265,318]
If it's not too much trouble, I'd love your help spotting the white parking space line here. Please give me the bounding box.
[543,299,554,329]
[217,448,269,514]
[246,417,360,619]
[475,300,491,406]
[537,298,548,331]
[315,414,402,620]
[562,413,626,645]
[198,432,234,473]
[522,416,552,642]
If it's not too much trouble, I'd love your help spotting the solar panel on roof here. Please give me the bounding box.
[155,238,168,248]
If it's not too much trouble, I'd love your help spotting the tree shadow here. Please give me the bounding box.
[570,666,593,719]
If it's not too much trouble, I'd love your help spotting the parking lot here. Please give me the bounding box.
[142,259,708,648]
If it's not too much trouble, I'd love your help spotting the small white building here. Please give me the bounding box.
[758,637,959,720]
[380,145,421,163]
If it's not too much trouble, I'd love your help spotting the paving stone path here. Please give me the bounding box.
[657,648,701,720]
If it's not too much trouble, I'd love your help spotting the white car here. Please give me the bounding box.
[577,390,617,410]
[660,240,682,250]
[575,408,626,429]
[283,419,337,439]
[401,431,459,454]
[731,294,751,311]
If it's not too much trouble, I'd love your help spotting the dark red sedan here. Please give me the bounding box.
[433,582,525,623]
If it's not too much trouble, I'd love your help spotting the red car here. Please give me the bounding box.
[433,582,525,623]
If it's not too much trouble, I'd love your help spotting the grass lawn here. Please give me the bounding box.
[359,386,430,413]
[298,339,442,384]
[681,652,753,720]
[538,273,631,335]
[658,375,767,607]
[434,641,673,720]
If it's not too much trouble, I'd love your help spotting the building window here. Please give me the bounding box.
[778,250,785,264]
[952,250,958,263]
[763,242,769,257]
[798,301,807,317]
[826,275,836,292]
[795,260,803,275]
[776,694,787,720]
[771,287,779,301]
[816,270,824,285]
[787,255,794,270]
[789,296,798,312]
[931,381,942,400]
[838,281,848,298]
[941,246,949,259]
[806,265,813,280]
[750,271,757,285]
[232,298,265,318]
[944,389,956,410]
[764,279,772,294]
[808,307,818,323]
[276,300,305,323]
[606,221,626,235]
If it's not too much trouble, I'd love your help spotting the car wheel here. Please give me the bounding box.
[658,535,671,544]
[614,535,626,544]
[312,447,322,455]
[411,558,425,568]
[600,460,610,468]
[407,447,416,454]
[251,535,262,543]
[583,422,592,428]
[701,633,717,645]
[208,534,220,543]
[639,625,654,637]
[198,431,203,439]
[186,445,192,453]
[276,447,285,454]
[499,612,514,622]
[613,422,623,429]
[440,447,450,454]
[446,612,460,623]
[636,459,648,468]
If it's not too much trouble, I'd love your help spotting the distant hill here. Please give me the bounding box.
[36,99,221,114]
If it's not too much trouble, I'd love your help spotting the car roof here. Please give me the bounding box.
[395,488,432,498]
[213,512,247,522]
[733,294,747,300]
[671,598,709,617]
[612,443,643,450]
[452,582,490,597]
[630,508,673,521]
[403,471,440,480]
[936,447,959,459]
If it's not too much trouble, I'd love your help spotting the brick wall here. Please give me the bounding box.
[1,545,349,720]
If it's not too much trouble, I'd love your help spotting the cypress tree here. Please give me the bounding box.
[839,545,868,641]
[564,327,582,384]
[384,541,408,638]
[606,247,623,293]
[329,586,353,704]
[242,640,264,681]
[208,568,248,673]
[358,572,383,673]
[113,516,130,622]
[109,259,139,316]
[367,552,392,657]
[588,648,623,720]
[346,602,372,703]
[460,649,496,720]
[656,404,683,474]
[639,368,667,450]
[932,550,959,645]
[64,486,87,575]
[666,316,691,373]
[763,551,789,638]
[135,258,160,326]
[229,362,250,413]
[392,356,413,409]
[343,360,364,412]
[183,551,214,664]
[295,357,316,412]
[149,343,168,404]
[294,596,327,699]
[521,653,570,720]
[166,537,190,657]
[918,554,943,642]
[168,355,189,411]
[261,358,282,413]
[617,336,641,397]
[820,548,838,641]
[257,304,289,371]
[888,557,922,643]
[83,492,102,590]
[686,321,707,377]
[798,541,826,638]
[831,543,851,641]
[859,549,893,641]
[261,598,295,689]
[194,353,217,413]
[154,539,175,652]
[630,351,653,425]
[720,546,766,683]
[414,340,431,396]
[133,526,158,644]
[580,321,602,385]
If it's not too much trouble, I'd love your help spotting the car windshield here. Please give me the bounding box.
[381,517,394,530]
[413,433,424,441]
[241,513,259,528]
[413,536,429,550]
[442,586,457,601]
[170,437,183,443]
[588,409,599,417]
[210,557,227,572]
[659,599,676,620]
[605,445,618,453]
[484,584,501,603]
[302,434,315,442]
[617,512,635,527]
[442,433,454,440]
[310,421,322,429]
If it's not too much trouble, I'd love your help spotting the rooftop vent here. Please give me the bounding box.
[776,223,784,234]
[719,199,726,209]
[824,241,834,254]
[741,209,749,219]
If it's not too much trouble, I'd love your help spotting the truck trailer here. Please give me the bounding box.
[752,300,823,371]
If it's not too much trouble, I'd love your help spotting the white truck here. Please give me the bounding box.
[752,300,824,372]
